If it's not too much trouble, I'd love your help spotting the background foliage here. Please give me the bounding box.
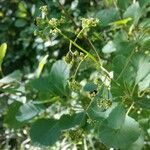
[0,0,150,149]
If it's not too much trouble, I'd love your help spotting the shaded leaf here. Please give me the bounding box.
[59,112,86,130]
[99,116,141,148]
[83,82,97,92]
[122,134,144,150]
[112,55,126,76]
[107,104,126,129]
[0,70,22,85]
[123,2,141,25]
[15,19,27,27]
[95,7,120,26]
[27,77,51,93]
[135,98,150,109]
[138,0,150,7]
[117,0,130,10]
[30,118,61,146]
[49,60,70,96]
[27,60,70,98]
[87,98,117,122]
[16,102,45,122]
[4,102,23,129]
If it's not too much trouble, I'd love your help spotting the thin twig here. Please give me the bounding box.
[69,28,85,52]
[56,0,78,27]
[116,48,135,81]
[73,55,87,79]
[83,138,88,150]
[126,102,134,115]
[86,38,102,65]
[0,68,4,78]
[56,28,98,63]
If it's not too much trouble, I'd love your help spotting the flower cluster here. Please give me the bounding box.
[81,18,99,29]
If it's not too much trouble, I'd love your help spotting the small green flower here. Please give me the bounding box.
[97,98,112,110]
[81,18,99,29]
[39,5,48,14]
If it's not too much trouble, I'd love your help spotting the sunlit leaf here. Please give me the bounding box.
[0,70,22,86]
[36,54,49,78]
[102,41,116,53]
[109,18,132,26]
[16,102,45,122]
[123,2,141,25]
[0,43,7,70]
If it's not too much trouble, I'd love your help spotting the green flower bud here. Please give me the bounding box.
[97,98,112,110]
[81,18,99,29]
[64,51,74,64]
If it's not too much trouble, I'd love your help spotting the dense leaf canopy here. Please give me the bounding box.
[0,0,150,149]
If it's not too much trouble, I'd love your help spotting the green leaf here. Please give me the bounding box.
[27,60,70,98]
[102,41,116,54]
[109,18,132,26]
[139,18,150,28]
[59,112,86,130]
[112,53,136,86]
[107,104,126,129]
[4,102,23,129]
[0,43,7,70]
[110,81,125,101]
[18,2,27,12]
[140,35,150,51]
[114,41,135,56]
[48,60,70,96]
[135,55,150,91]
[0,70,22,85]
[123,2,141,25]
[83,82,97,92]
[15,19,27,27]
[138,0,150,7]
[99,116,141,148]
[30,118,61,146]
[27,77,51,93]
[117,0,130,10]
[135,98,150,109]
[87,98,117,122]
[111,53,150,100]
[16,102,45,122]
[112,55,127,76]
[122,134,144,150]
[113,30,129,44]
[95,7,120,27]
[139,118,150,129]
[36,54,49,78]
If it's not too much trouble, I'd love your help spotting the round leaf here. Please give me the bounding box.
[4,102,23,129]
[99,116,141,148]
[83,82,97,92]
[49,60,70,96]
[87,98,117,122]
[107,103,126,129]
[59,112,86,130]
[16,102,44,122]
[102,41,116,54]
[30,118,61,146]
